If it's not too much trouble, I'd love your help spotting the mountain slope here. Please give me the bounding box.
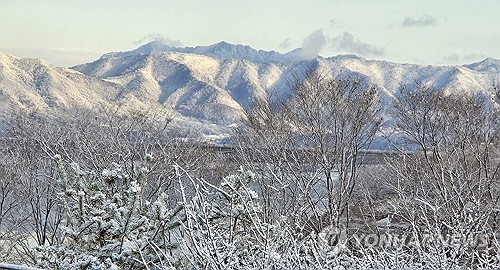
[73,51,301,123]
[74,43,500,126]
[2,42,499,144]
[0,52,124,116]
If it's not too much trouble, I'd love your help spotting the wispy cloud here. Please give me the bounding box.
[331,32,385,56]
[442,53,486,64]
[294,29,385,59]
[49,47,92,53]
[298,29,328,59]
[401,15,437,27]
[329,18,341,27]
[278,38,292,50]
[134,34,183,47]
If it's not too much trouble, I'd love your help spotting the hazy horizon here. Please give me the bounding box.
[1,0,499,67]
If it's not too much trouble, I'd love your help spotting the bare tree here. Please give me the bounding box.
[237,69,381,240]
[374,83,500,268]
[0,105,217,265]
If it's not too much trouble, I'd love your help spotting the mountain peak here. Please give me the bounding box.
[0,51,18,62]
[482,57,497,62]
[207,41,255,51]
[100,41,177,59]
[98,41,294,63]
[0,53,56,70]
[464,57,500,73]
[212,41,234,47]
[196,41,251,53]
[141,40,175,50]
[190,41,286,62]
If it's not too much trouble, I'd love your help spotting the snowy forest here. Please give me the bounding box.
[0,72,499,269]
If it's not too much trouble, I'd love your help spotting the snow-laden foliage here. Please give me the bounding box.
[33,153,500,269]
[163,167,358,269]
[36,154,184,269]
[176,169,267,268]
[36,158,365,269]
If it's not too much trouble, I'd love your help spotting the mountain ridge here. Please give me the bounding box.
[74,44,499,121]
[94,41,500,67]
[1,43,499,145]
[98,41,294,64]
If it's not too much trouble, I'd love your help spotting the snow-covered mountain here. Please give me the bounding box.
[0,52,123,116]
[73,41,499,123]
[99,41,295,63]
[1,42,499,143]
[464,57,500,73]
[72,50,296,124]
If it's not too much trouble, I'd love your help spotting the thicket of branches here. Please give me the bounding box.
[0,72,498,269]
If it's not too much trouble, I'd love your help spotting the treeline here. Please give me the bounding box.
[0,72,498,269]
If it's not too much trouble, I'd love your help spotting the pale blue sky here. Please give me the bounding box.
[1,0,498,67]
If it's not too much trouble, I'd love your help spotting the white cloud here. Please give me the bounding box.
[278,38,292,50]
[442,53,486,64]
[298,29,328,59]
[294,29,385,59]
[401,15,437,27]
[329,18,341,27]
[331,32,385,56]
[134,34,183,47]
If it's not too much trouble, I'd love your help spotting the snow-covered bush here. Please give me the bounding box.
[174,167,355,269]
[175,168,266,268]
[37,155,360,269]
[33,143,499,269]
[36,154,185,269]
